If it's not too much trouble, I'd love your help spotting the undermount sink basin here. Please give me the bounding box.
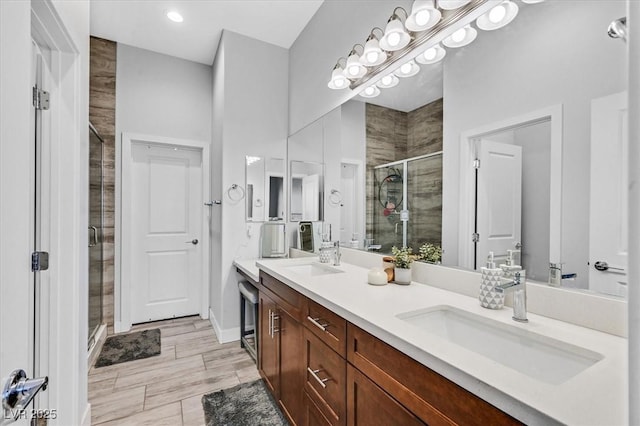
[396,306,603,385]
[283,262,343,277]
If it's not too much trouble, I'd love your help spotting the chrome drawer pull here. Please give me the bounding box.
[307,367,330,388]
[268,309,273,338]
[307,316,329,332]
[272,314,280,334]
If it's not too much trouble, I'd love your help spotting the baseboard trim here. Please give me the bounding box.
[209,308,240,343]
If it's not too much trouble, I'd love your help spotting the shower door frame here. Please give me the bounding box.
[374,151,443,248]
[88,122,104,346]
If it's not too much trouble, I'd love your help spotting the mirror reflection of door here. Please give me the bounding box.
[268,176,284,220]
[589,92,628,297]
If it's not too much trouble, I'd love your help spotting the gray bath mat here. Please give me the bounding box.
[95,328,161,367]
[202,380,288,426]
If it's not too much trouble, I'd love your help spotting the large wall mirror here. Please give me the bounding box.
[300,0,628,299]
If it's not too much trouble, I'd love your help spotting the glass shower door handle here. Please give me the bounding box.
[88,226,98,247]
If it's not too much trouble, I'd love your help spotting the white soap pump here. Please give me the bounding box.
[479,252,505,309]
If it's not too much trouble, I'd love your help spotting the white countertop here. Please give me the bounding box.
[256,257,627,425]
[233,258,260,283]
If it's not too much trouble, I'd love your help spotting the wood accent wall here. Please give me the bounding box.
[365,99,443,251]
[89,36,116,333]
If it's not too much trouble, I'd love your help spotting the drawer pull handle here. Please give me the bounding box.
[307,316,329,332]
[272,314,280,334]
[307,367,330,388]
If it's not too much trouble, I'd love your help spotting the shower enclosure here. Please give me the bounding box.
[371,152,443,253]
[88,123,104,345]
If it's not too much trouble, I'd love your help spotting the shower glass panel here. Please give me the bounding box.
[372,164,404,252]
[406,153,443,251]
[88,123,104,343]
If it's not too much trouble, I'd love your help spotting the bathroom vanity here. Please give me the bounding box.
[254,257,626,425]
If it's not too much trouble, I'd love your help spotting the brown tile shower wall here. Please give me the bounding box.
[365,99,443,250]
[90,37,116,333]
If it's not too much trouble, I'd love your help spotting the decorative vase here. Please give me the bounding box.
[394,267,412,285]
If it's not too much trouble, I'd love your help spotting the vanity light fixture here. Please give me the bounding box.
[379,7,411,51]
[442,24,477,48]
[415,43,447,64]
[476,0,519,31]
[406,0,441,32]
[360,28,387,66]
[359,85,381,98]
[343,45,367,79]
[166,10,184,23]
[437,0,472,10]
[377,74,400,89]
[394,60,420,78]
[328,58,349,89]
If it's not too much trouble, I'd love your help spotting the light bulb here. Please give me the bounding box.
[489,4,507,23]
[381,76,393,85]
[364,87,375,96]
[348,65,360,76]
[452,28,466,42]
[387,32,401,47]
[400,63,412,74]
[423,48,437,61]
[334,78,345,88]
[415,10,430,26]
[166,10,184,23]
[366,51,379,63]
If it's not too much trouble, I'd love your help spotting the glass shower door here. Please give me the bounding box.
[88,124,103,343]
[406,153,443,252]
[372,164,404,252]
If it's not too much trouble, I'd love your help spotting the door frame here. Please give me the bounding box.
[340,159,365,244]
[457,104,563,271]
[118,133,210,332]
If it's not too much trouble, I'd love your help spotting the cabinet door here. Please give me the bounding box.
[259,291,279,395]
[304,391,333,426]
[278,308,304,425]
[347,365,425,426]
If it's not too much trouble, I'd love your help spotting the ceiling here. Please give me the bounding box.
[90,0,324,65]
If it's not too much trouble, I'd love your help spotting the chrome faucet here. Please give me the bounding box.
[333,241,341,266]
[495,271,528,323]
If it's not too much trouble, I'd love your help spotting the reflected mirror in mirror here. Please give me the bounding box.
[266,158,285,221]
[245,156,264,222]
[260,222,286,258]
[290,161,324,222]
[344,0,626,297]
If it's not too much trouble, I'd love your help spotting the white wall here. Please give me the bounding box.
[116,44,212,141]
[442,1,627,283]
[210,31,288,342]
[289,0,411,134]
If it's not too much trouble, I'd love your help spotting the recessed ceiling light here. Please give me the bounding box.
[166,10,183,23]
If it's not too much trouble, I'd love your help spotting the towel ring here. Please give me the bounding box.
[227,184,245,202]
[329,189,342,206]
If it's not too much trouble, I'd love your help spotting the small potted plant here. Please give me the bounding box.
[418,243,442,264]
[391,246,414,285]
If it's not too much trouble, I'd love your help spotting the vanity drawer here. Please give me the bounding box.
[260,271,303,320]
[303,328,346,426]
[304,298,347,356]
[346,324,521,426]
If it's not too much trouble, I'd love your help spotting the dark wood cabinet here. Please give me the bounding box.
[304,391,333,426]
[259,290,278,395]
[278,308,303,424]
[347,364,425,426]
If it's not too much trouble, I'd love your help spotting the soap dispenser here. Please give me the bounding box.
[479,252,505,309]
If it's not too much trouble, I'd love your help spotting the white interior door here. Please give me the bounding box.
[340,163,356,243]
[302,174,320,221]
[476,140,523,268]
[589,92,628,297]
[129,142,203,323]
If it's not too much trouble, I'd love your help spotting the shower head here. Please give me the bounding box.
[608,17,627,42]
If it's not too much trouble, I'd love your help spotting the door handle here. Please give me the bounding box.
[185,239,198,245]
[89,226,98,247]
[594,261,625,273]
[2,369,48,420]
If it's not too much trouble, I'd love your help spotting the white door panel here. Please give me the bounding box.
[589,92,628,297]
[130,143,202,323]
[302,174,320,221]
[477,140,523,267]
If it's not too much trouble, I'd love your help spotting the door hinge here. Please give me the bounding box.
[32,86,50,110]
[473,159,480,169]
[31,251,49,272]
[472,233,479,243]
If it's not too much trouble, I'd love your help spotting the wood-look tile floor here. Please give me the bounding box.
[88,316,259,425]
